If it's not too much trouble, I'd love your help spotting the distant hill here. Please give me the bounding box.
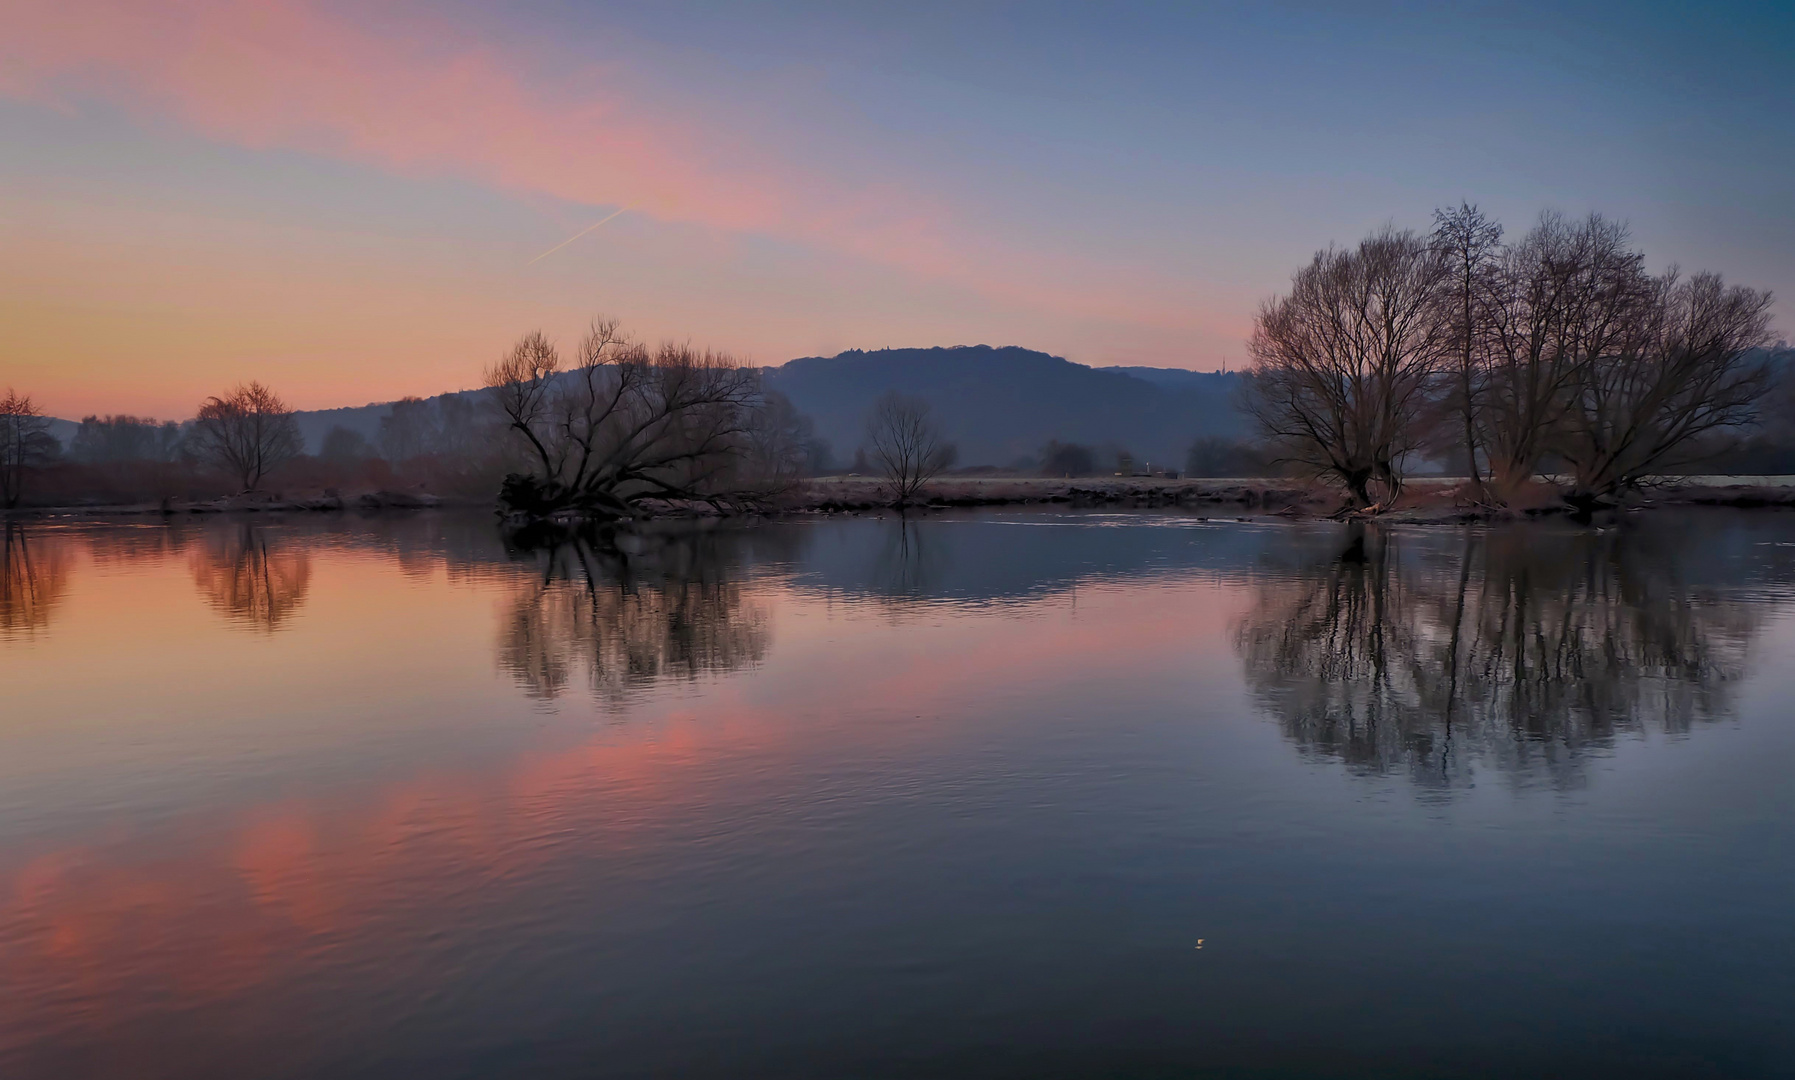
[44,417,80,449]
[1095,365,1238,391]
[283,345,1249,467]
[43,347,1249,467]
[766,346,1244,468]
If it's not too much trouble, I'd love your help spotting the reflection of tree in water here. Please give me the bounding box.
[871,514,950,601]
[1235,523,1765,792]
[1,525,71,638]
[192,525,313,631]
[499,526,771,702]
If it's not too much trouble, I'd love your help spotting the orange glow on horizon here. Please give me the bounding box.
[0,0,1246,419]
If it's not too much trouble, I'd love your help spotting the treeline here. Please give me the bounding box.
[0,382,519,508]
[5,237,1783,515]
[0,324,837,513]
[1244,205,1780,512]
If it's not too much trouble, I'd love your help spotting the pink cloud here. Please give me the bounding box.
[0,0,1217,336]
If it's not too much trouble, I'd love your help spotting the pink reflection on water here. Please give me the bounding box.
[0,525,1238,1070]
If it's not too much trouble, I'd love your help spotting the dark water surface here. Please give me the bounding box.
[2,510,1793,1079]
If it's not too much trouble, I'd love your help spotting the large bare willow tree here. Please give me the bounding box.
[1475,213,1654,498]
[1557,270,1775,508]
[486,319,770,520]
[1243,228,1453,511]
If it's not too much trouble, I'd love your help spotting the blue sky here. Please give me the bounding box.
[3,0,1790,417]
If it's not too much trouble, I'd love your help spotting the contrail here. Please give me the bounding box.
[529,207,628,264]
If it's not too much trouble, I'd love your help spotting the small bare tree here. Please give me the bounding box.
[191,381,303,491]
[0,390,58,509]
[864,390,956,505]
[1557,270,1775,509]
[486,318,765,519]
[1244,228,1453,511]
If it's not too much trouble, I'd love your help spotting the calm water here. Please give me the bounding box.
[2,510,1794,1079]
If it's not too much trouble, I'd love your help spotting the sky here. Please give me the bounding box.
[2,0,1792,420]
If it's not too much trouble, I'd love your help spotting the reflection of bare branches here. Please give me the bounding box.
[1236,523,1764,793]
[192,525,312,631]
[871,515,948,601]
[498,528,769,703]
[1,525,70,638]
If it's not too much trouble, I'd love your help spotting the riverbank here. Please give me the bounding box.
[1,489,456,517]
[792,476,1329,512]
[784,475,1795,520]
[9,475,1795,522]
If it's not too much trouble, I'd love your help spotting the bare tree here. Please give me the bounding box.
[190,381,303,491]
[1430,203,1503,498]
[1557,270,1775,509]
[486,318,765,519]
[1243,228,1453,511]
[0,390,58,509]
[864,390,956,505]
[1477,213,1652,498]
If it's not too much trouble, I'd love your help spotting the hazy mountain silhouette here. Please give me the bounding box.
[282,346,1246,467]
[765,346,1244,467]
[44,347,1248,468]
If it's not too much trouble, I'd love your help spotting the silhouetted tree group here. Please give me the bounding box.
[68,415,185,464]
[6,382,307,506]
[1245,207,1777,512]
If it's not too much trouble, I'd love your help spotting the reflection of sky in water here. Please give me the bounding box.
[2,511,1794,1078]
